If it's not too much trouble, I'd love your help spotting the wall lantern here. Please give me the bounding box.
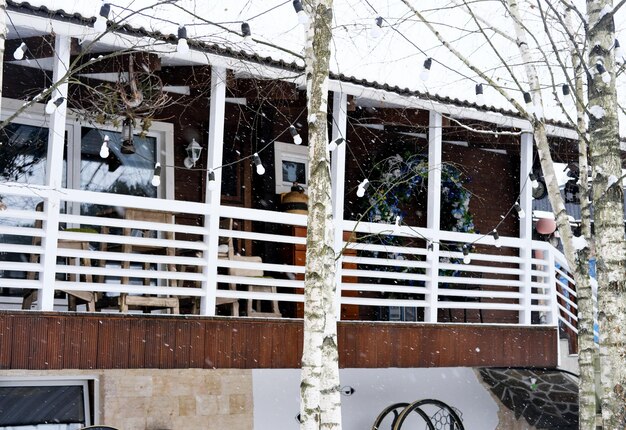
[184,138,202,168]
[120,117,135,154]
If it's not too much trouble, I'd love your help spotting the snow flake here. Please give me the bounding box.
[588,105,606,119]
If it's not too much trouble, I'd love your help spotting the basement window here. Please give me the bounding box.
[0,377,97,429]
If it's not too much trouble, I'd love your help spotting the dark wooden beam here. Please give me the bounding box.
[4,35,81,61]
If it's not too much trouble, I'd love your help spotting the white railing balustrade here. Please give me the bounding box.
[0,182,575,326]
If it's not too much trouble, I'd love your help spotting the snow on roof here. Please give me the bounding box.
[6,0,626,136]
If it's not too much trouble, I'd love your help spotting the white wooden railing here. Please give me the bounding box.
[0,184,574,327]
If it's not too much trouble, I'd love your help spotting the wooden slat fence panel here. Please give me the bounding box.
[0,312,557,369]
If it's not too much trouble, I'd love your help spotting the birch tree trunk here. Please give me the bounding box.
[299,1,341,429]
[563,6,598,428]
[586,1,626,427]
[507,4,601,426]
[0,0,5,109]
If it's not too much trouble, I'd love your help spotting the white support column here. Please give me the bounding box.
[200,66,227,316]
[424,111,442,323]
[519,132,534,324]
[331,91,347,320]
[38,35,70,311]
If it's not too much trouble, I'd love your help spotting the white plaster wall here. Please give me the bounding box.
[252,367,499,430]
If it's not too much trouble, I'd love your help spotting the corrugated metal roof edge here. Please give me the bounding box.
[4,0,618,139]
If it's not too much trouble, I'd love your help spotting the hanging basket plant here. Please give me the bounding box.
[79,55,170,136]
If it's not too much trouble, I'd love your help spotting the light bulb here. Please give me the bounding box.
[94,16,107,33]
[253,153,265,175]
[208,170,217,191]
[356,179,369,197]
[93,3,111,33]
[99,136,110,158]
[329,137,344,152]
[151,162,161,187]
[529,173,539,189]
[13,42,26,60]
[293,134,302,145]
[45,97,64,115]
[293,0,309,24]
[475,84,484,105]
[492,230,501,248]
[369,17,383,39]
[177,38,189,54]
[462,246,471,264]
[514,203,526,219]
[615,39,624,60]
[523,91,534,115]
[395,216,401,227]
[419,58,432,82]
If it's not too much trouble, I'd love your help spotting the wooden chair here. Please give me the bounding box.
[22,202,97,312]
[116,208,179,314]
[229,254,281,318]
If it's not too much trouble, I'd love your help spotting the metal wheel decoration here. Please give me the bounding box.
[372,399,464,430]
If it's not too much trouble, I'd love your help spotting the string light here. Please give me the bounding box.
[356,178,369,197]
[514,202,526,219]
[492,229,501,248]
[241,22,252,41]
[207,169,217,191]
[419,57,432,81]
[475,84,484,105]
[595,62,611,84]
[328,137,344,152]
[13,42,26,60]
[462,245,471,264]
[151,162,161,187]
[292,0,309,25]
[253,153,265,175]
[94,3,111,34]
[427,241,434,252]
[289,125,302,145]
[615,39,624,61]
[45,97,65,115]
[370,16,383,39]
[561,84,573,107]
[523,91,534,115]
[529,172,539,189]
[177,26,190,54]
[99,135,110,158]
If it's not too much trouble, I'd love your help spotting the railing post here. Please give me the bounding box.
[546,248,559,326]
[425,111,442,323]
[331,91,347,320]
[38,35,70,311]
[200,66,227,316]
[519,132,534,324]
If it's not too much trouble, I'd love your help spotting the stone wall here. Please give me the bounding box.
[3,369,253,430]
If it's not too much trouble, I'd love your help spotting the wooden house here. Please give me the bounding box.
[0,1,593,428]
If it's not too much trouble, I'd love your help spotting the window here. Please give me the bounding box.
[0,377,97,429]
[274,141,309,194]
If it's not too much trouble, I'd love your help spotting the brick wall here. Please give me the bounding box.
[3,369,253,430]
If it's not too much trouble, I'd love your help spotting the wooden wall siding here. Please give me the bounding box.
[0,312,557,370]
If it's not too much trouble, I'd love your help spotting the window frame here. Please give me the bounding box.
[0,375,100,427]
